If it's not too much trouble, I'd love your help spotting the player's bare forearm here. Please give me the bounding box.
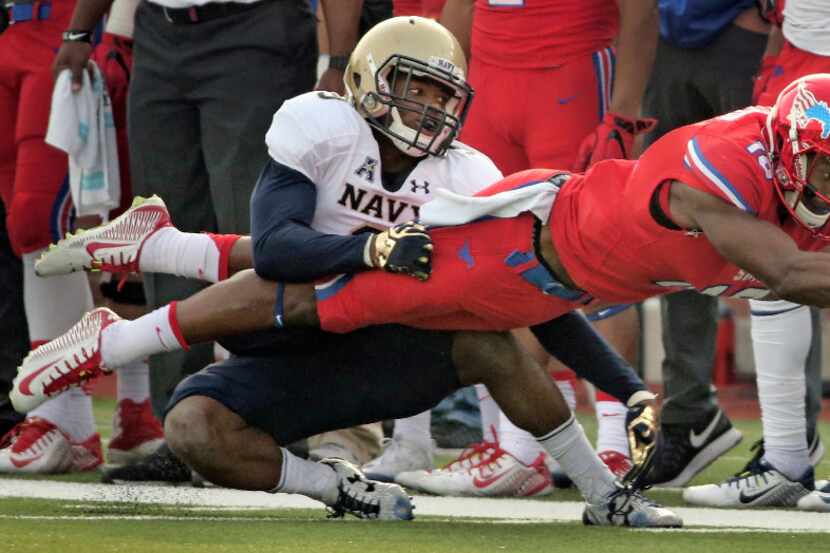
[609,0,658,118]
[68,0,114,31]
[440,0,474,62]
[320,0,362,59]
[673,182,830,307]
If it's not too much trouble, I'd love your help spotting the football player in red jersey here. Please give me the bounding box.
[18,74,830,511]
[679,1,830,510]
[437,0,660,486]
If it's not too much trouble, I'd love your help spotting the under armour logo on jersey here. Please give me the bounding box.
[355,157,378,183]
[410,179,430,194]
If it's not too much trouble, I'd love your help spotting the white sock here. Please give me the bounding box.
[595,400,630,457]
[23,250,96,441]
[116,360,151,403]
[30,388,96,442]
[272,447,338,504]
[554,375,578,412]
[498,409,545,465]
[476,384,499,443]
[537,415,618,504]
[140,227,221,283]
[750,299,811,480]
[101,304,187,368]
[23,250,94,338]
[393,411,432,447]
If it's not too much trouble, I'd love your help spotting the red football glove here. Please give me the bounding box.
[752,54,779,106]
[574,112,657,172]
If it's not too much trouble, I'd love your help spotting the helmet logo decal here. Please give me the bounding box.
[805,103,830,139]
[791,82,830,139]
[427,56,463,80]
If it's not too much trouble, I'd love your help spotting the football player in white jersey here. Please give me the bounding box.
[15,17,680,526]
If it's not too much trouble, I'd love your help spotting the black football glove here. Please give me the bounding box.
[622,391,659,489]
[369,221,433,281]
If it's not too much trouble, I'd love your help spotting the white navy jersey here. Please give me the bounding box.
[265,91,503,236]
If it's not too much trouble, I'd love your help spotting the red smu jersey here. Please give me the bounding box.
[471,0,619,69]
[551,107,823,304]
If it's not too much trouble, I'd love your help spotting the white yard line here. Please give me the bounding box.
[0,479,828,532]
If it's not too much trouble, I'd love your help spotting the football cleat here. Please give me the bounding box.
[0,417,102,473]
[35,195,171,277]
[321,458,414,520]
[797,479,830,512]
[583,484,682,527]
[682,459,815,508]
[642,408,742,487]
[107,399,165,466]
[362,436,435,482]
[10,308,121,413]
[102,443,193,485]
[397,448,552,497]
[598,450,633,480]
[395,439,498,492]
[738,433,825,476]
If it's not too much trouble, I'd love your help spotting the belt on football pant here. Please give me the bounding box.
[148,0,273,25]
[5,0,51,24]
[504,218,593,305]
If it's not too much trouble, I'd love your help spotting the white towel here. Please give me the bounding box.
[46,62,121,219]
[419,181,560,227]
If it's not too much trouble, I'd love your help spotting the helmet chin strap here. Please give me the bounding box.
[785,190,830,229]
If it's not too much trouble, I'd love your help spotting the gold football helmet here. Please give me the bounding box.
[344,16,473,157]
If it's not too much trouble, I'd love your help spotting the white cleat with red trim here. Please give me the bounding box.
[0,417,103,474]
[397,447,553,497]
[35,195,171,277]
[10,308,121,413]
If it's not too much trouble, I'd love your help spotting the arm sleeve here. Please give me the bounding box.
[250,160,372,282]
[530,312,647,403]
[682,134,765,215]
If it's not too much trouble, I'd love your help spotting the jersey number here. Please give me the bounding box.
[654,280,768,299]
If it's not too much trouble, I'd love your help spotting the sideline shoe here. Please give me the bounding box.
[362,436,434,482]
[0,417,102,473]
[35,195,171,277]
[683,459,814,508]
[598,450,633,480]
[395,439,498,492]
[107,399,165,466]
[583,484,682,527]
[321,458,414,520]
[642,408,742,487]
[10,308,121,413]
[102,443,192,485]
[398,448,552,497]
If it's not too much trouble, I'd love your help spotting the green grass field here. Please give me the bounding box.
[1,398,828,552]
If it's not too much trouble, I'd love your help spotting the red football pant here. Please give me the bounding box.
[317,212,581,334]
[461,48,615,175]
[756,41,830,108]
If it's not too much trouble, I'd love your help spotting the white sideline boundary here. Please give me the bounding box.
[0,478,828,532]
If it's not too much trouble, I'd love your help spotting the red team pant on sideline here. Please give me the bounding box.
[316,213,583,334]
[0,1,76,255]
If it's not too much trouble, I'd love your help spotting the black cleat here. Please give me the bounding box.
[102,443,192,485]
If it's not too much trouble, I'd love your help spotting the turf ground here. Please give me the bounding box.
[1,398,828,552]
